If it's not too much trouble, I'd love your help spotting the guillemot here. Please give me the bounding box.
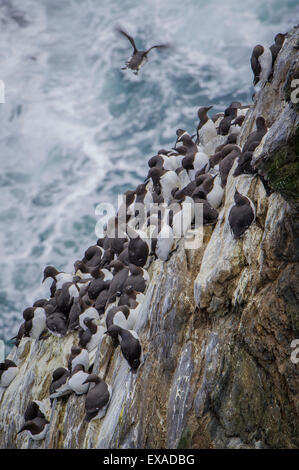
[251,44,272,89]
[68,345,89,372]
[42,266,73,296]
[0,359,18,388]
[83,374,112,421]
[104,325,143,373]
[79,317,105,353]
[49,367,71,400]
[228,189,256,239]
[17,416,49,441]
[117,27,169,75]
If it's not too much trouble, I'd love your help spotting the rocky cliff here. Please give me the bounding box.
[0,25,298,450]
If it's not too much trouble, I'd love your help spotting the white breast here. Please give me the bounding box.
[156,224,174,261]
[0,366,18,387]
[56,272,73,289]
[172,200,194,238]
[68,371,90,395]
[177,169,191,188]
[194,151,209,173]
[71,349,89,372]
[31,309,46,339]
[79,307,99,330]
[86,325,105,353]
[112,310,128,330]
[198,119,217,146]
[102,269,113,281]
[259,46,273,83]
[206,178,224,209]
[68,284,80,299]
[161,171,181,203]
[141,268,149,282]
[126,304,141,330]
[29,424,49,441]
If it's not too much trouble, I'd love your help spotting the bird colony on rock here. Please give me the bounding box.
[0,29,287,443]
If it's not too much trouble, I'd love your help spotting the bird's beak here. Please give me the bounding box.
[207,105,213,111]
[144,177,150,183]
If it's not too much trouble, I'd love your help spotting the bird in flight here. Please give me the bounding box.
[116,27,170,75]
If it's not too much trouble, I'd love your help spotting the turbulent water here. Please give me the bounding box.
[0,0,298,351]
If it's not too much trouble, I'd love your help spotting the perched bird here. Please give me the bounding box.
[118,285,145,309]
[106,261,129,305]
[106,305,130,331]
[229,115,245,134]
[42,266,73,296]
[196,106,217,146]
[79,305,100,331]
[197,174,224,209]
[79,318,105,353]
[191,194,219,225]
[219,147,242,187]
[83,374,112,421]
[242,116,267,153]
[17,416,49,441]
[134,182,154,214]
[50,364,90,397]
[68,345,89,373]
[0,359,18,388]
[209,144,240,168]
[218,104,239,136]
[127,232,149,267]
[116,27,169,75]
[55,281,80,314]
[24,401,45,421]
[117,243,130,266]
[148,152,179,172]
[170,194,195,239]
[124,264,149,293]
[175,167,191,188]
[233,151,256,176]
[49,367,71,400]
[251,44,272,88]
[66,364,90,395]
[147,213,174,262]
[214,133,238,153]
[68,298,83,331]
[228,189,256,239]
[22,306,47,340]
[270,33,286,67]
[87,270,112,300]
[46,311,68,337]
[146,167,181,204]
[82,245,103,268]
[104,325,143,372]
[33,299,48,308]
[94,286,111,316]
[105,306,130,346]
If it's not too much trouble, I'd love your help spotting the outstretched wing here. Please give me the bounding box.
[116,27,138,53]
[144,44,170,55]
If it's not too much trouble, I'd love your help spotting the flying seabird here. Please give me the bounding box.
[116,27,170,75]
